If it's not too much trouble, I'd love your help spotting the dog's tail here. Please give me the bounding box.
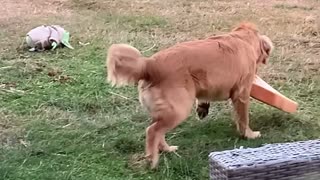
[106,44,147,87]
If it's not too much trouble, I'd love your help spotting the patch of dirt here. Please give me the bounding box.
[4,59,47,72]
[127,153,148,170]
[52,75,73,83]
[47,67,73,83]
[48,67,63,77]
[0,0,71,24]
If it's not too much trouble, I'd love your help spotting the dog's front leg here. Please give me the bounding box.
[232,96,261,139]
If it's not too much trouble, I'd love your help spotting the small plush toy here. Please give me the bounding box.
[26,25,74,51]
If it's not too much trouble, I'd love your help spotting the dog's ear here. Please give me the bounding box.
[259,35,273,64]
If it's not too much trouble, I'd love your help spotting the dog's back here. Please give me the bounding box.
[147,29,261,101]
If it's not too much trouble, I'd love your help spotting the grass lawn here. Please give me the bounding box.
[1,0,320,179]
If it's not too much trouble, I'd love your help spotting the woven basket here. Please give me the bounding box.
[209,139,320,180]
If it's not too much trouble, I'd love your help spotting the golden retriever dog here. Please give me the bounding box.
[106,22,273,169]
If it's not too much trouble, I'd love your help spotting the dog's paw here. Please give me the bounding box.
[161,145,179,152]
[144,154,158,170]
[144,154,152,162]
[245,131,261,139]
[196,103,210,119]
[197,109,208,119]
[167,146,178,152]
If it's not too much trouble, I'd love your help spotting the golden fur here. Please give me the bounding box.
[106,22,273,169]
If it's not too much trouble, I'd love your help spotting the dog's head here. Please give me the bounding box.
[257,35,273,65]
[232,22,259,33]
[232,22,273,65]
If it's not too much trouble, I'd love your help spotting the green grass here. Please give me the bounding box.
[1,0,320,179]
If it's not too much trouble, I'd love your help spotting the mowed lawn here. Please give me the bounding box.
[1,0,320,179]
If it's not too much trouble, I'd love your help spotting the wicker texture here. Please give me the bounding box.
[209,139,320,180]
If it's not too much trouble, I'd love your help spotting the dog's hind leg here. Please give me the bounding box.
[146,114,186,169]
[145,90,194,169]
[145,122,162,169]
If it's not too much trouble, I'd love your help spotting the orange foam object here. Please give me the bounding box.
[250,76,298,113]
